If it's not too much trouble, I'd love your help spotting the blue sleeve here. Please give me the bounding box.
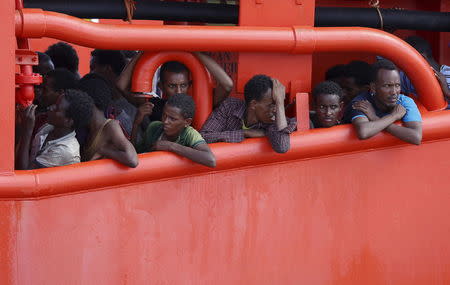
[400,71,416,96]
[349,107,367,121]
[400,96,422,122]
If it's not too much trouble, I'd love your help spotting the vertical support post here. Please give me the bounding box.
[0,0,16,174]
[296,92,310,131]
[237,0,315,98]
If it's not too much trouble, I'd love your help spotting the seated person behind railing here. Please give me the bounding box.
[200,75,297,153]
[133,93,216,168]
[15,89,93,170]
[348,60,422,145]
[78,78,138,168]
[117,52,233,125]
[310,81,344,128]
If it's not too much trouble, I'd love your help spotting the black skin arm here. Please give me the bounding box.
[353,101,422,145]
[97,120,139,168]
[116,51,143,105]
[153,141,216,168]
[384,121,422,145]
[15,104,37,170]
[130,102,154,147]
[194,52,234,108]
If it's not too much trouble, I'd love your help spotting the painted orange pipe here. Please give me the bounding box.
[15,9,445,110]
[132,52,213,128]
[1,110,450,200]
[15,1,36,107]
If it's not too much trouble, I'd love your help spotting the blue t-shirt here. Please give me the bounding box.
[347,92,422,123]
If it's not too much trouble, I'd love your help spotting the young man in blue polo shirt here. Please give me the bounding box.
[348,60,422,145]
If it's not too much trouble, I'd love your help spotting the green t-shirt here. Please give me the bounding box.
[137,121,206,153]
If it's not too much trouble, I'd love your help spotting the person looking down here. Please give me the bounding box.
[78,79,138,168]
[200,74,297,153]
[134,93,216,168]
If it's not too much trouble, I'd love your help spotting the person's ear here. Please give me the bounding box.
[184,118,192,127]
[64,117,74,129]
[248,99,257,110]
[369,82,376,95]
[339,101,344,109]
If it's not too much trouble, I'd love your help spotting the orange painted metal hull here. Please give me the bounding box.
[2,138,450,285]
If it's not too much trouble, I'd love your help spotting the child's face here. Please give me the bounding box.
[315,93,343,128]
[47,94,71,128]
[161,105,191,139]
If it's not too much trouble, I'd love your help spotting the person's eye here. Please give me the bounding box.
[181,84,188,88]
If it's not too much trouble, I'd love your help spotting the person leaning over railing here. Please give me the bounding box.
[133,93,216,168]
[200,75,297,153]
[348,60,422,145]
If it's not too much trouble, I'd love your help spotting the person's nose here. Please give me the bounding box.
[176,85,183,94]
[163,117,170,125]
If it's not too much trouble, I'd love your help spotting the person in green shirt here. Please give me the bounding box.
[132,93,216,168]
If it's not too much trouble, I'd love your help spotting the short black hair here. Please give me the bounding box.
[405,36,433,58]
[159,61,189,83]
[45,42,79,76]
[370,59,398,83]
[244,74,273,105]
[325,64,346,81]
[46,68,78,91]
[312,81,344,103]
[166,93,195,119]
[33,52,53,74]
[64,89,94,130]
[344,60,371,86]
[91,49,126,76]
[78,74,113,112]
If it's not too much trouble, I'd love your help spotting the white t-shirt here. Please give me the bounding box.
[30,124,80,168]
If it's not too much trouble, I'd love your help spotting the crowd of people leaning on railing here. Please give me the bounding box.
[14,35,450,170]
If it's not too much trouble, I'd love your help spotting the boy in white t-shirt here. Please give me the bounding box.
[16,89,94,169]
